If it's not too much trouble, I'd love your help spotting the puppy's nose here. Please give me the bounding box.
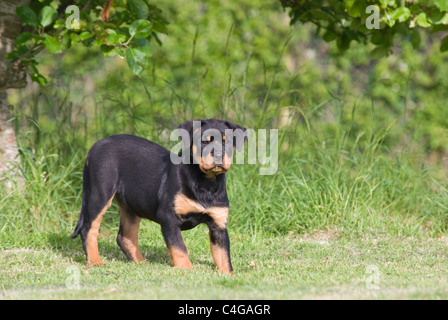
[213,150,223,163]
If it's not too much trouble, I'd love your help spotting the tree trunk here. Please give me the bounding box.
[0,0,31,188]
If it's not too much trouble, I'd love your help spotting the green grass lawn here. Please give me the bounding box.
[1,222,448,299]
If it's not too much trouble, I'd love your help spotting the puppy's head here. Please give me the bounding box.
[177,119,247,176]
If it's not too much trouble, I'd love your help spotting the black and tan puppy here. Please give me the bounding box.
[71,119,246,275]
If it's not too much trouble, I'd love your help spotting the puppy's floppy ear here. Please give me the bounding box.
[177,120,194,136]
[177,119,205,135]
[177,119,205,149]
[176,121,194,153]
[224,120,247,152]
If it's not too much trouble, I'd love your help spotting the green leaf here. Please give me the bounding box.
[415,12,432,28]
[44,36,63,54]
[115,47,126,58]
[16,6,38,28]
[349,18,362,31]
[371,31,384,45]
[132,48,149,68]
[129,19,152,38]
[53,18,66,29]
[71,33,80,43]
[390,7,411,23]
[117,33,128,43]
[434,0,448,12]
[348,0,364,18]
[62,33,72,49]
[134,38,152,56]
[384,13,396,27]
[371,45,389,59]
[323,29,338,42]
[105,29,119,45]
[441,35,448,52]
[39,6,58,27]
[126,48,144,75]
[125,47,150,76]
[128,0,149,19]
[93,37,106,47]
[30,73,48,86]
[309,9,334,21]
[79,31,94,41]
[100,44,115,55]
[336,32,352,51]
[378,0,388,8]
[433,13,448,25]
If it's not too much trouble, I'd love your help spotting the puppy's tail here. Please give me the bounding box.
[71,164,89,239]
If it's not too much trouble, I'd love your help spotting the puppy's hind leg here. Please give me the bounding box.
[76,187,115,267]
[72,165,115,266]
[116,205,145,263]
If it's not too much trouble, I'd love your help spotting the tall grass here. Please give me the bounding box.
[227,123,448,237]
[1,73,447,249]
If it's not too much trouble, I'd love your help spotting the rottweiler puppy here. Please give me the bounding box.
[71,119,247,275]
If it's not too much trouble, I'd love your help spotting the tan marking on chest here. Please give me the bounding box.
[174,193,229,229]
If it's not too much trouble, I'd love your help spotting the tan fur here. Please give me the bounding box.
[210,238,232,275]
[86,196,114,266]
[174,193,229,229]
[222,146,235,171]
[168,246,193,269]
[118,207,145,262]
[207,207,230,230]
[192,144,232,176]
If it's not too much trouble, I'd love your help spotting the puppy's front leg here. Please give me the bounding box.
[208,224,233,275]
[161,221,193,269]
